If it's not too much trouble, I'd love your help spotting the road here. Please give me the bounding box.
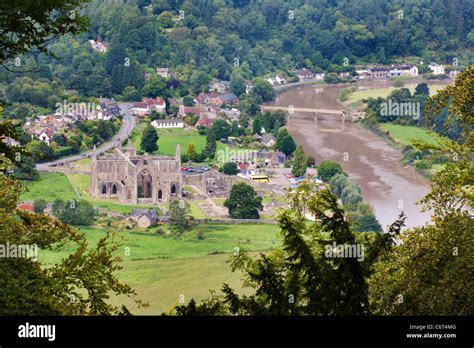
[37,103,135,171]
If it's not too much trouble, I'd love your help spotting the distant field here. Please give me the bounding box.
[131,121,230,158]
[21,173,78,202]
[379,124,440,146]
[39,224,281,314]
[348,84,446,103]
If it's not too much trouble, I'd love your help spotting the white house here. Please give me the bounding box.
[145,97,166,113]
[267,74,286,86]
[428,63,445,75]
[151,118,184,129]
[38,128,54,145]
[156,67,170,78]
[132,102,149,117]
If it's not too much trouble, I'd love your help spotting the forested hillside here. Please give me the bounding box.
[1,0,473,104]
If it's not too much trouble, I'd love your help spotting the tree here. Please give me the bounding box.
[0,176,143,315]
[33,199,47,214]
[276,132,296,156]
[169,199,192,232]
[140,125,159,153]
[306,156,315,167]
[252,78,275,101]
[203,129,217,159]
[176,186,369,315]
[414,83,430,96]
[252,118,262,135]
[0,0,89,67]
[393,77,405,88]
[224,183,263,219]
[291,145,307,177]
[187,142,197,161]
[157,11,174,28]
[369,68,474,315]
[222,162,239,175]
[211,119,231,140]
[183,96,194,107]
[317,160,343,182]
[54,199,95,226]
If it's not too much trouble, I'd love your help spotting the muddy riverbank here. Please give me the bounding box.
[266,80,450,229]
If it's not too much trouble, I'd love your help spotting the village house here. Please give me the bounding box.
[145,97,166,114]
[261,134,276,148]
[196,114,215,128]
[17,202,34,212]
[367,65,418,79]
[449,69,460,78]
[178,105,203,118]
[96,98,121,120]
[221,108,241,121]
[428,63,445,75]
[296,68,316,81]
[151,118,184,129]
[132,102,149,117]
[195,92,218,106]
[209,80,231,94]
[245,80,253,94]
[156,67,171,78]
[212,93,239,107]
[128,209,159,228]
[267,73,286,86]
[89,39,107,53]
[37,127,55,145]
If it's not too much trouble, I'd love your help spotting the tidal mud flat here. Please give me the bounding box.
[266,81,447,229]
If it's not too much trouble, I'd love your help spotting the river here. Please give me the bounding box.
[266,80,448,229]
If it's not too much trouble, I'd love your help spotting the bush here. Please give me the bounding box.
[222,162,239,175]
[317,160,344,182]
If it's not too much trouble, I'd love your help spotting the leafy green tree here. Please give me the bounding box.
[211,119,231,140]
[169,199,193,232]
[140,125,159,153]
[157,11,174,28]
[0,176,143,315]
[54,199,95,226]
[252,78,275,101]
[176,186,369,315]
[0,0,89,67]
[203,129,217,159]
[291,145,307,177]
[252,118,262,135]
[369,68,474,315]
[222,162,239,175]
[317,160,343,182]
[224,183,263,219]
[414,83,430,96]
[276,130,296,156]
[187,142,197,161]
[33,199,47,214]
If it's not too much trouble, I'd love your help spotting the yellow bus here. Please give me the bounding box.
[250,174,269,183]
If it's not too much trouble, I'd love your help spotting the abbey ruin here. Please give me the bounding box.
[90,144,182,204]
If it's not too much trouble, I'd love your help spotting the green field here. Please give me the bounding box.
[379,124,440,146]
[348,84,446,103]
[21,173,78,202]
[39,224,280,314]
[130,121,234,159]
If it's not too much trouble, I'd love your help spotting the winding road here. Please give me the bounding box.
[37,103,135,172]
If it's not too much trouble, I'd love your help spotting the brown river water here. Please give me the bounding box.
[266,81,451,229]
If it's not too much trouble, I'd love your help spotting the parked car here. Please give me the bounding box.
[200,166,210,171]
[187,167,196,172]
[180,166,188,171]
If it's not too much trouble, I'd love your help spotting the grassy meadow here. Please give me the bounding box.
[347,84,446,103]
[39,224,281,314]
[379,124,440,146]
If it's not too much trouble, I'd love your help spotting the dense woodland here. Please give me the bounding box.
[1,0,473,114]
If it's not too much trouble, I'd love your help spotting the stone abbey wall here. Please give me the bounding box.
[90,145,182,204]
